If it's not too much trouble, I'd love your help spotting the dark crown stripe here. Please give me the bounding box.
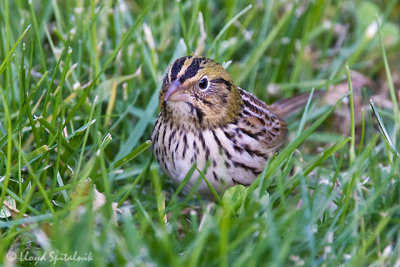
[170,56,191,82]
[179,57,204,82]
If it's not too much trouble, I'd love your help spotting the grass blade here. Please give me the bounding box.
[114,140,152,169]
[0,25,31,74]
[370,99,399,157]
[346,64,356,165]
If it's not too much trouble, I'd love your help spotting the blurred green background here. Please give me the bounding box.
[0,0,399,266]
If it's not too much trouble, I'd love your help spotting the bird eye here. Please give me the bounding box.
[198,76,209,90]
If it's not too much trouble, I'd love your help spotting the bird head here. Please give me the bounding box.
[159,56,242,129]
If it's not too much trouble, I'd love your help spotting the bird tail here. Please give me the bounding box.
[269,90,324,119]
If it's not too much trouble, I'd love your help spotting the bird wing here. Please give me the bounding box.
[237,88,287,152]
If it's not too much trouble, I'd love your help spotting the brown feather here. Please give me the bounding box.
[269,90,324,119]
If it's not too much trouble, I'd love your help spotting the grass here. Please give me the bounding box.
[1,0,400,266]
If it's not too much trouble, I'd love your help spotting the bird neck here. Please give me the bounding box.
[224,85,243,123]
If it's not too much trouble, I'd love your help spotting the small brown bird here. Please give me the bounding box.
[152,56,310,196]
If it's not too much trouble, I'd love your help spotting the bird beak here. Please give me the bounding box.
[164,80,190,102]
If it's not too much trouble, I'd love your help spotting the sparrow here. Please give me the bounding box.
[152,56,311,196]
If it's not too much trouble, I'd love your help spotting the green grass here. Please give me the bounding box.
[1,0,400,266]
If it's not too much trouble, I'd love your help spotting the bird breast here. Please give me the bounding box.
[151,114,272,196]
